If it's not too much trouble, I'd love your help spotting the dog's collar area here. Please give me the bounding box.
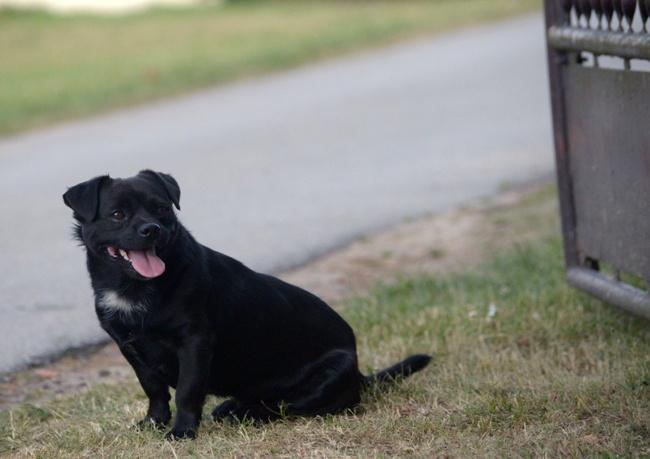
[97,290,147,318]
[105,246,166,279]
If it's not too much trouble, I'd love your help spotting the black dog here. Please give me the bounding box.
[63,170,431,440]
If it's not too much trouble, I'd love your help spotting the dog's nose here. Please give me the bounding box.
[139,223,161,238]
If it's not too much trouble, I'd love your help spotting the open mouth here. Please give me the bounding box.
[106,246,165,279]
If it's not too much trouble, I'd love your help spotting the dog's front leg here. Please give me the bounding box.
[117,345,172,429]
[166,335,212,441]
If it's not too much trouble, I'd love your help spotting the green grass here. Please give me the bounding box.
[1,188,649,458]
[0,0,540,136]
[353,237,649,456]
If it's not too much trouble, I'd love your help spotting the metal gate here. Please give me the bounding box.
[545,0,650,320]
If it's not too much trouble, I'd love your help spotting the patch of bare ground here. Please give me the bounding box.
[0,179,558,410]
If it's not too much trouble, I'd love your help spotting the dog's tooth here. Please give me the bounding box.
[119,249,130,261]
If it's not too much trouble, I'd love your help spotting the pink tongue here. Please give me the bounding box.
[129,248,165,278]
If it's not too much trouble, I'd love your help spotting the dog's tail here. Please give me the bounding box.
[362,354,432,387]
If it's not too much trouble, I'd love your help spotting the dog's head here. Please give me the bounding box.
[63,170,181,280]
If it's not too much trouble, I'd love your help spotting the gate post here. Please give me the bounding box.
[544,0,650,320]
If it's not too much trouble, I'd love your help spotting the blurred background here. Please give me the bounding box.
[0,0,539,136]
[0,0,552,372]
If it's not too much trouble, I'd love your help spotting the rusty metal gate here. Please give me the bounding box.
[545,0,650,321]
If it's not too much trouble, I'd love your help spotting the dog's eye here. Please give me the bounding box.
[156,206,169,217]
[110,210,125,221]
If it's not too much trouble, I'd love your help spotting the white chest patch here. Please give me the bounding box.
[98,291,146,317]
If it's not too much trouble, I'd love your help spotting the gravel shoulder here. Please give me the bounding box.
[0,179,558,410]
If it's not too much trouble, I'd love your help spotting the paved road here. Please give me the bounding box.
[0,14,553,372]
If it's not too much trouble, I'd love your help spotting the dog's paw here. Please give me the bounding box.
[165,428,197,441]
[211,400,276,426]
[133,415,168,432]
[211,399,238,421]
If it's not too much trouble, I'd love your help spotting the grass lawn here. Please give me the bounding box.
[0,0,540,136]
[1,186,649,457]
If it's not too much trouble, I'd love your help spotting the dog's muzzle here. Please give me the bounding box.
[104,223,168,279]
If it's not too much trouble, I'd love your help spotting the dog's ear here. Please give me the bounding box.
[63,175,111,222]
[138,170,181,210]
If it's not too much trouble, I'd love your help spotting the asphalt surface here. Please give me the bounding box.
[0,13,553,373]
